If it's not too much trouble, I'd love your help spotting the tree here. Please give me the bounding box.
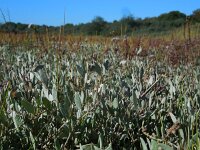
[120,15,138,27]
[1,22,17,32]
[156,11,186,30]
[63,23,74,35]
[192,9,200,22]
[16,23,27,33]
[90,16,107,35]
[119,15,140,35]
[106,20,121,36]
[158,11,186,21]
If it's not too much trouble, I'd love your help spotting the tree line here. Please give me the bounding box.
[0,9,200,36]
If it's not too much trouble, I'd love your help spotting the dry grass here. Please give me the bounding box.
[0,24,200,67]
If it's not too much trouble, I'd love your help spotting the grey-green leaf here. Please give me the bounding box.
[80,143,94,150]
[94,62,102,75]
[77,65,85,78]
[150,139,158,150]
[157,143,173,150]
[105,143,112,150]
[59,102,68,117]
[12,111,23,131]
[21,100,35,114]
[112,98,118,109]
[75,92,81,110]
[168,112,177,123]
[54,138,61,150]
[43,97,52,111]
[0,109,7,125]
[140,137,148,150]
[30,131,36,150]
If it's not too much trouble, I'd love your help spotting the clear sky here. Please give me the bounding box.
[0,0,200,26]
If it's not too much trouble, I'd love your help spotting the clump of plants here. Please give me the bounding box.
[0,37,200,150]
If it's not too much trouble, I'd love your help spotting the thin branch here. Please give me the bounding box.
[140,78,160,98]
[142,130,178,149]
[0,9,7,23]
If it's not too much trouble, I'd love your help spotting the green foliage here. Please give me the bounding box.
[90,16,107,35]
[158,11,186,21]
[0,44,200,149]
[192,9,200,22]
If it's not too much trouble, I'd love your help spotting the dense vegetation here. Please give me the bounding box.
[0,9,200,36]
[0,27,200,149]
[0,7,200,150]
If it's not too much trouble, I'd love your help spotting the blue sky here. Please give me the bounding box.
[0,0,200,26]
